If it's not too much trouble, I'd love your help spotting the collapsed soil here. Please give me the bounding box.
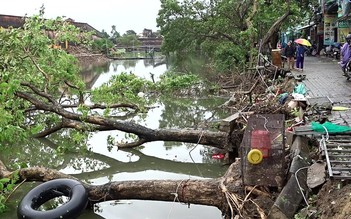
[313,179,351,219]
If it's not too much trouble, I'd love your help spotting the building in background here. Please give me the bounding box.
[0,14,103,49]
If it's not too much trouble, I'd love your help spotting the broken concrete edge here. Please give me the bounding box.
[218,111,254,132]
[268,136,312,219]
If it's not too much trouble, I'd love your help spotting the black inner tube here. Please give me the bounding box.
[17,178,88,219]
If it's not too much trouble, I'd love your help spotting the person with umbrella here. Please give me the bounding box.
[294,38,312,47]
[295,43,306,71]
[294,38,311,71]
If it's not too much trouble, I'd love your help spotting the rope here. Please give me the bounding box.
[168,131,205,218]
[188,130,205,177]
[294,166,310,207]
[167,178,188,219]
[189,130,204,154]
[258,114,269,131]
[295,126,328,208]
[318,125,329,153]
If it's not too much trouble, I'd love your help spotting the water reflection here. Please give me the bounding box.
[93,59,168,89]
[80,61,110,89]
[159,97,227,129]
[94,200,222,219]
[1,59,227,219]
[0,137,225,179]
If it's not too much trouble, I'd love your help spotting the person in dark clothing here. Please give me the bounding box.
[284,41,296,70]
[296,44,306,71]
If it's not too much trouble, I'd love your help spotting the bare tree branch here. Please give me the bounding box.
[20,82,56,104]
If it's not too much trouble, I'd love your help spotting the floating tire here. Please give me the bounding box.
[17,178,88,219]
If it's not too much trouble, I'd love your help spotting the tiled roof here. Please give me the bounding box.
[0,14,25,28]
[0,14,103,37]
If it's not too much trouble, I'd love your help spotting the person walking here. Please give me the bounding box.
[296,44,306,71]
[284,41,296,71]
[340,34,351,75]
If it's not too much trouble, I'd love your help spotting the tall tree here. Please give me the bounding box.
[156,0,317,71]
[117,34,141,47]
[110,25,121,43]
[125,29,137,36]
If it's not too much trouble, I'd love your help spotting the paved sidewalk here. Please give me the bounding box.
[291,55,351,125]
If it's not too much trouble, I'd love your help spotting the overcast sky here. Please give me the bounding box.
[0,0,161,34]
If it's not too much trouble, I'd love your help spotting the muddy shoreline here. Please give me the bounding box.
[67,46,111,68]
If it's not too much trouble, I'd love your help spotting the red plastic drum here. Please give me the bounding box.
[251,130,271,158]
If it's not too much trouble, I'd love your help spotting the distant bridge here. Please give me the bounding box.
[116,37,163,52]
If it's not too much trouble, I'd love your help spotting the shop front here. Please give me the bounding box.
[337,0,351,42]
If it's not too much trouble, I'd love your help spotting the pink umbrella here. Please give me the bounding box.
[294,38,312,47]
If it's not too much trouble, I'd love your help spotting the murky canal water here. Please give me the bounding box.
[1,59,229,219]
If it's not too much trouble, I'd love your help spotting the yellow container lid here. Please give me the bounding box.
[247,149,263,164]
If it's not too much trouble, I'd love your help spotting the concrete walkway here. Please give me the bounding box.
[300,56,351,100]
[290,55,351,125]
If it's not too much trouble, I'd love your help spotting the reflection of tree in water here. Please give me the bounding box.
[122,60,137,70]
[0,140,58,168]
[0,133,100,171]
[110,60,137,72]
[0,136,226,179]
[158,97,228,129]
[143,58,154,67]
[80,62,110,74]
[163,141,226,164]
[200,146,226,164]
[158,97,228,164]
[80,62,110,89]
[163,141,182,148]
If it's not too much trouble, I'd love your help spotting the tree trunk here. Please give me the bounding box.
[0,159,255,218]
[261,1,292,48]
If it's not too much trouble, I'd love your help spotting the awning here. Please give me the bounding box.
[325,0,338,14]
[340,0,351,16]
[297,23,315,30]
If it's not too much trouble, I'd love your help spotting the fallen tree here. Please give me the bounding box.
[0,159,273,219]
